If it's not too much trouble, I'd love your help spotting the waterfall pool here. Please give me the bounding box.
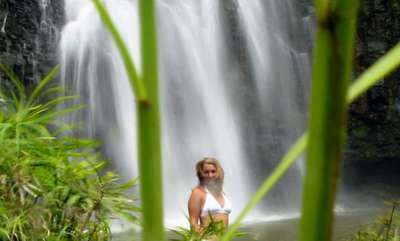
[112,209,381,241]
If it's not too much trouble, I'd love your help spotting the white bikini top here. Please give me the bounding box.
[201,187,232,217]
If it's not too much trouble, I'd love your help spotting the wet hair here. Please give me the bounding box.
[195,157,224,184]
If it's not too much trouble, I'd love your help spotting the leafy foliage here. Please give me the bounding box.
[0,64,140,241]
[345,201,400,241]
[169,216,246,241]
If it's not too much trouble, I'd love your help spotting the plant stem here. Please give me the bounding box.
[385,202,397,241]
[89,1,164,238]
[299,1,359,241]
[91,0,148,103]
[138,0,165,241]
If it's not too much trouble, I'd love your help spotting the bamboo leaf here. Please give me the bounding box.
[43,86,64,97]
[41,95,79,110]
[23,124,52,138]
[26,104,85,124]
[0,62,26,100]
[0,228,10,240]
[91,0,148,102]
[67,195,82,206]
[0,124,12,140]
[0,82,6,101]
[347,42,400,103]
[25,106,49,121]
[27,66,60,106]
[10,90,20,110]
[221,133,308,241]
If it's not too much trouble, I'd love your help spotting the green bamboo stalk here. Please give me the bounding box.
[91,0,148,103]
[138,0,165,241]
[299,1,359,241]
[91,1,164,239]
[314,0,330,22]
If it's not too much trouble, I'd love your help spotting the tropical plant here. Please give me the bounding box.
[345,200,400,241]
[0,63,140,241]
[169,216,246,241]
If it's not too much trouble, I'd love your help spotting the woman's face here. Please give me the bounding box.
[201,163,217,183]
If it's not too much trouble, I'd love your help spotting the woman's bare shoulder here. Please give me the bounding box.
[191,186,206,196]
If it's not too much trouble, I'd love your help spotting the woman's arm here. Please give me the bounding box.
[188,188,203,232]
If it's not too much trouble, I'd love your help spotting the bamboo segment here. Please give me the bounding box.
[91,0,164,240]
[138,0,165,241]
[299,1,359,241]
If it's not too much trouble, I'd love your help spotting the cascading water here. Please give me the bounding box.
[234,0,313,215]
[60,0,313,227]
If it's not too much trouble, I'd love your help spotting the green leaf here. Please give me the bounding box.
[91,0,148,102]
[0,62,26,100]
[0,123,12,140]
[27,66,60,106]
[347,42,400,103]
[42,86,64,97]
[41,95,80,111]
[117,212,141,225]
[66,194,82,206]
[26,104,85,124]
[0,228,10,240]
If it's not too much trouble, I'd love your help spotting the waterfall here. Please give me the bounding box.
[60,0,313,227]
[235,0,313,215]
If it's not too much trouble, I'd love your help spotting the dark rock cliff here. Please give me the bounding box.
[344,0,400,197]
[0,0,64,87]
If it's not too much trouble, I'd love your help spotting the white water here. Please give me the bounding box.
[235,0,312,213]
[60,0,313,227]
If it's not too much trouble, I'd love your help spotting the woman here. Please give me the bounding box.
[188,157,232,236]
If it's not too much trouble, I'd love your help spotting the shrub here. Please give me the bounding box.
[169,216,246,241]
[0,64,140,241]
[345,201,400,241]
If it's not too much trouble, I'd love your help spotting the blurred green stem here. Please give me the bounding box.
[91,1,164,240]
[138,0,165,241]
[299,1,359,241]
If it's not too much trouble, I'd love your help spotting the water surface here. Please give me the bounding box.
[114,210,380,241]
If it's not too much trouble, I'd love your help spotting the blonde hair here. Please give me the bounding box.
[195,157,224,184]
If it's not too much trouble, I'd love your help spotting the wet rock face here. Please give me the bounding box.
[344,0,400,194]
[0,0,64,86]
